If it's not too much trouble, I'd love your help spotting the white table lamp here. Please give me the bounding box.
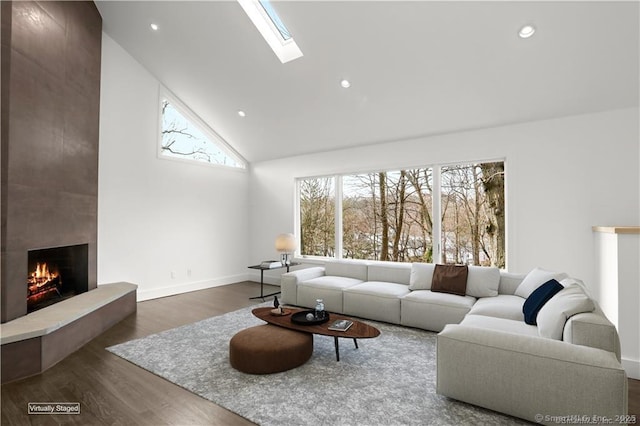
[275,233,297,265]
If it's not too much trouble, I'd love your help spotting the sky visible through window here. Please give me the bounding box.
[160,98,244,168]
[259,0,291,40]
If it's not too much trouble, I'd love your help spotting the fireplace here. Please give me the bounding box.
[27,244,89,313]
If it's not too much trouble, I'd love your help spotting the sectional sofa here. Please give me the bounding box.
[281,260,628,425]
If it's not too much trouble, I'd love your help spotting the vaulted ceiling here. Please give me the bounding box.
[96,1,639,163]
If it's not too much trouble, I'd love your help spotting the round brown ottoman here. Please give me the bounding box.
[229,324,313,374]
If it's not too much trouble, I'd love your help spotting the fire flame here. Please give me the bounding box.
[28,263,59,288]
[33,262,56,279]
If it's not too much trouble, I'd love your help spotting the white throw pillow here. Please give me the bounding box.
[466,266,500,298]
[537,283,595,340]
[559,277,592,298]
[514,267,567,299]
[409,263,435,290]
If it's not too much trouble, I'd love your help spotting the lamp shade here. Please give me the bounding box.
[275,233,297,252]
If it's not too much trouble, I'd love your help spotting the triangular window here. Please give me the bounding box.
[159,90,246,169]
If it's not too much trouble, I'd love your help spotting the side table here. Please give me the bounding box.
[247,262,300,300]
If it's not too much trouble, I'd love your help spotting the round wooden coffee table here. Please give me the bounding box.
[252,307,380,361]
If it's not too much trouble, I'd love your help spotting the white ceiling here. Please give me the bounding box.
[95,1,639,163]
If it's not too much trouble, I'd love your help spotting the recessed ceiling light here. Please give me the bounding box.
[237,110,246,118]
[150,23,159,31]
[518,25,535,39]
[340,79,351,89]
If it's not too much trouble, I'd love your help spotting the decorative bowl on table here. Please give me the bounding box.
[291,310,330,325]
[270,308,291,316]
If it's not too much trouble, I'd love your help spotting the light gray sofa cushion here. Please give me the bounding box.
[497,272,525,295]
[537,283,595,340]
[560,276,591,297]
[343,281,410,298]
[281,267,325,305]
[460,314,538,337]
[468,295,525,321]
[343,281,410,324]
[298,276,364,313]
[466,266,500,297]
[400,290,476,332]
[325,260,368,281]
[408,263,435,290]
[514,267,567,299]
[367,262,411,285]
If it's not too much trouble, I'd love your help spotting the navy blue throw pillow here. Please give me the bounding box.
[522,279,564,325]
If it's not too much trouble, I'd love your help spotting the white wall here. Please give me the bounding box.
[98,34,250,300]
[97,30,639,303]
[249,107,640,290]
[593,230,640,379]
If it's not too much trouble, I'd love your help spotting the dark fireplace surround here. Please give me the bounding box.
[0,2,139,386]
[1,1,101,323]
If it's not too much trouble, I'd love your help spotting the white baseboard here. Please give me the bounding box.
[622,357,640,380]
[136,274,248,302]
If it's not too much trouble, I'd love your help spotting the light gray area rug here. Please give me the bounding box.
[107,304,530,426]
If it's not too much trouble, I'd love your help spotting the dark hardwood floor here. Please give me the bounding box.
[2,281,639,425]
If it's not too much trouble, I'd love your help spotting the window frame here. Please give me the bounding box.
[157,87,247,170]
[295,158,507,268]
[237,0,303,63]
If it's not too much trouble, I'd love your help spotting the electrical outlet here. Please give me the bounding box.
[170,271,176,279]
[187,269,192,277]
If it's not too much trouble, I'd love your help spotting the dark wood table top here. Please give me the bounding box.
[247,262,301,271]
[252,307,380,339]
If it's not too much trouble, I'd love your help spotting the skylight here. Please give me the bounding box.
[259,0,291,41]
[238,0,303,63]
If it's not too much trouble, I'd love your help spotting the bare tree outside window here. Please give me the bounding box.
[299,178,335,257]
[441,162,505,267]
[160,98,244,168]
[342,169,434,262]
[298,161,504,268]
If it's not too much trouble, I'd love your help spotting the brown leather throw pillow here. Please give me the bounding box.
[431,264,469,296]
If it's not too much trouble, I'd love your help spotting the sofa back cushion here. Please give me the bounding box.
[409,263,435,290]
[537,283,595,340]
[560,277,592,298]
[498,272,526,295]
[410,263,501,297]
[466,266,500,298]
[324,260,368,281]
[367,262,411,285]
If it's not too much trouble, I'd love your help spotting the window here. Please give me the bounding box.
[342,170,433,262]
[299,177,335,257]
[237,0,303,63]
[441,162,505,267]
[259,0,291,40]
[298,161,505,268]
[159,90,246,169]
